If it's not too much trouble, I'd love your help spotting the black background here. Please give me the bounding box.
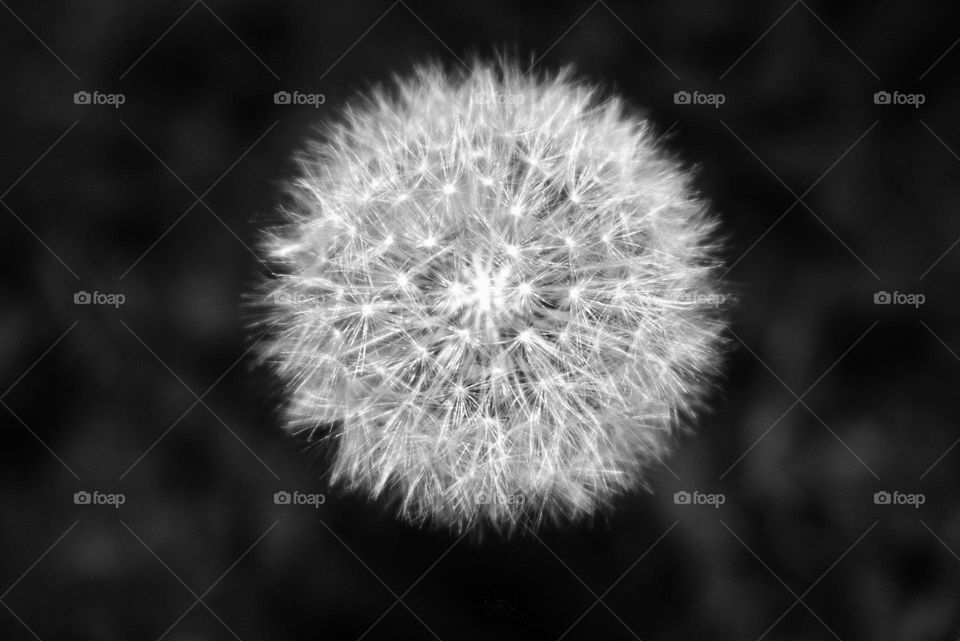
[2,1,959,639]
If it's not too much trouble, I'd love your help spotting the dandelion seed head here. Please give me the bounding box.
[258,61,728,533]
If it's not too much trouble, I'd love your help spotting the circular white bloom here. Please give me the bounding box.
[258,62,727,532]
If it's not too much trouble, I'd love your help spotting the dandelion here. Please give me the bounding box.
[256,61,727,532]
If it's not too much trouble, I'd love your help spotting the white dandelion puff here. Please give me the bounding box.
[256,61,728,533]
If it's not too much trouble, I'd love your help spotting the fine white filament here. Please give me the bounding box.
[259,62,726,532]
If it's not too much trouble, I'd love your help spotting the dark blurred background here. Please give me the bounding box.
[2,1,959,639]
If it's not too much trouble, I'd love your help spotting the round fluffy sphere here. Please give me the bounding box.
[259,62,726,532]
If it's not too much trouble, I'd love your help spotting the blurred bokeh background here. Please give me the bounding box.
[2,1,959,639]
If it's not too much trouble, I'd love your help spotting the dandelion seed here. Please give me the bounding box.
[256,60,728,533]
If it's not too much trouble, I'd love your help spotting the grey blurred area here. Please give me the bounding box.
[1,1,959,639]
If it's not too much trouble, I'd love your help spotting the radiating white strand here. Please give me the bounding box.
[257,61,727,533]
